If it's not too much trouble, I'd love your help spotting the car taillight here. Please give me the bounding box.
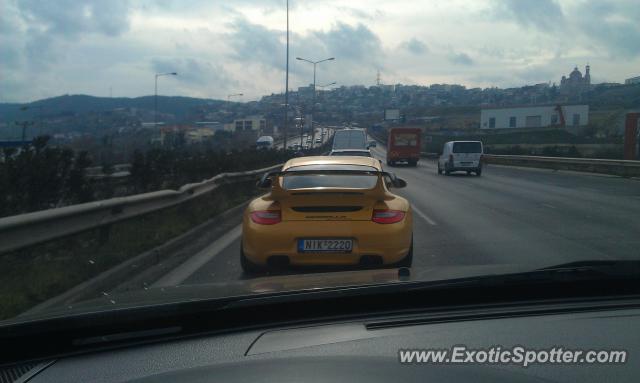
[372,209,405,224]
[250,210,281,225]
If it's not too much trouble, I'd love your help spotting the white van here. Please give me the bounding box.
[332,129,367,150]
[256,136,274,150]
[437,141,483,176]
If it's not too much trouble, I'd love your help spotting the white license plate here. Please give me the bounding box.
[298,239,353,253]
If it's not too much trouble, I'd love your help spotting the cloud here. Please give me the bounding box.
[337,7,384,21]
[1,0,133,75]
[491,0,564,31]
[401,38,428,55]
[572,0,640,58]
[225,18,285,71]
[224,18,385,87]
[2,0,640,102]
[311,22,383,63]
[17,0,132,37]
[151,57,237,88]
[449,52,474,66]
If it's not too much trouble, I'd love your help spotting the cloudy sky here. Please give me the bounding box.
[1,0,639,103]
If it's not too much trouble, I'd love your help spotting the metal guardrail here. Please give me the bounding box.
[0,163,283,254]
[420,152,640,177]
[85,163,131,175]
[482,154,640,177]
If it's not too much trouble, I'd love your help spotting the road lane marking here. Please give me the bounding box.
[152,224,242,287]
[541,203,556,209]
[412,206,437,226]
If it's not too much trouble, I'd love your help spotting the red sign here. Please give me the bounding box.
[623,113,639,160]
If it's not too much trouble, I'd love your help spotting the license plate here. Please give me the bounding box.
[298,239,353,253]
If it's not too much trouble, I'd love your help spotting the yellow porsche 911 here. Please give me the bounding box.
[241,156,413,272]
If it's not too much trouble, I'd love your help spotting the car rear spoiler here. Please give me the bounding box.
[257,169,406,189]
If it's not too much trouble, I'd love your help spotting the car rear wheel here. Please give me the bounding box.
[437,163,443,175]
[476,167,482,176]
[445,162,452,175]
[240,244,265,274]
[409,160,418,167]
[394,238,413,268]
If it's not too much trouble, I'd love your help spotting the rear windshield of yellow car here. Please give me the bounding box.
[282,165,379,190]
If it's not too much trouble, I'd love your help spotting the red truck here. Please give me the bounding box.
[386,127,422,166]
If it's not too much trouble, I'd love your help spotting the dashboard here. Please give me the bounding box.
[19,300,640,382]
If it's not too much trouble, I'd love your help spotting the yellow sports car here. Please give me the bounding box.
[241,156,413,272]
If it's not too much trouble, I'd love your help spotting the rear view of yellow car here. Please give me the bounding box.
[241,156,413,272]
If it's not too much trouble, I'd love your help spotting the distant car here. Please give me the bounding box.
[329,149,372,157]
[368,140,377,148]
[256,136,274,150]
[315,138,322,143]
[438,141,483,176]
[332,128,367,150]
[241,156,412,272]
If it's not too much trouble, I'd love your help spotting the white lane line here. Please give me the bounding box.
[412,206,437,226]
[541,203,557,209]
[152,224,243,287]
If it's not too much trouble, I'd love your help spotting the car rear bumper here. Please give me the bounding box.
[242,216,412,266]
[388,157,419,162]
[451,161,480,171]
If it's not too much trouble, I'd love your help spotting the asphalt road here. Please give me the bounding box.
[154,144,640,287]
[275,128,331,149]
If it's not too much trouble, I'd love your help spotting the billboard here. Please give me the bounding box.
[384,109,400,121]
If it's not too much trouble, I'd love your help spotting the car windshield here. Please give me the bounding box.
[1,0,640,332]
[453,142,482,153]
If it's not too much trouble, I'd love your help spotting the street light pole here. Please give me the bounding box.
[154,72,177,128]
[296,57,334,148]
[283,0,290,150]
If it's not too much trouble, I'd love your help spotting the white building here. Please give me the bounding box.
[625,76,640,85]
[186,128,215,143]
[480,105,589,130]
[224,116,267,133]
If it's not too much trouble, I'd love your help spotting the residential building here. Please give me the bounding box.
[480,105,589,129]
[224,116,267,133]
[625,76,640,85]
[195,121,225,131]
[186,128,215,144]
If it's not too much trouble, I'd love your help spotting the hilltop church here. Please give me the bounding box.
[560,65,591,97]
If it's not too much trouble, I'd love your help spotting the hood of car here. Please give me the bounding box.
[9,263,531,323]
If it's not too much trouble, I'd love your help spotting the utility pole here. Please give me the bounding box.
[283,0,290,150]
